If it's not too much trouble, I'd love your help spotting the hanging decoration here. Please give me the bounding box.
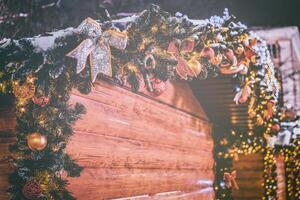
[223,170,239,190]
[12,75,36,101]
[67,17,128,82]
[0,4,283,200]
[22,179,43,200]
[27,132,48,151]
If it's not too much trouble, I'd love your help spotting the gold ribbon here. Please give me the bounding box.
[67,17,128,82]
[167,39,199,80]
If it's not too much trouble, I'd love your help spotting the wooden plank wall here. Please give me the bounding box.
[232,153,264,200]
[0,98,15,200]
[276,155,286,200]
[66,80,215,200]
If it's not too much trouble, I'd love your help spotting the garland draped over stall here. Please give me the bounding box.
[0,4,282,200]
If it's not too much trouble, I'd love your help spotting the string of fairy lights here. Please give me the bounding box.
[0,4,298,200]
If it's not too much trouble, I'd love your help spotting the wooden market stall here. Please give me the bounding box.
[0,5,285,200]
[0,79,215,200]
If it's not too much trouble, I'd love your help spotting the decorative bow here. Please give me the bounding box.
[167,39,199,79]
[233,85,251,104]
[67,17,128,82]
[223,170,239,190]
[219,49,248,75]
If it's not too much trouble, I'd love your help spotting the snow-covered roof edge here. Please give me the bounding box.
[253,26,300,66]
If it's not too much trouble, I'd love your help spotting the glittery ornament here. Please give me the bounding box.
[12,76,36,101]
[27,133,47,151]
[67,17,128,82]
[22,179,42,200]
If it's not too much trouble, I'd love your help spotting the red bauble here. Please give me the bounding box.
[200,47,215,59]
[22,179,42,200]
[32,96,51,107]
[271,124,281,132]
[151,78,166,96]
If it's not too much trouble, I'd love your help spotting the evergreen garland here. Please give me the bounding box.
[0,4,282,200]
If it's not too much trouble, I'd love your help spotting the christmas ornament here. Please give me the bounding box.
[12,76,36,101]
[150,78,166,96]
[27,133,48,151]
[32,96,51,107]
[223,170,239,190]
[187,58,202,76]
[144,53,156,70]
[22,179,42,200]
[271,124,280,133]
[67,17,128,82]
[167,39,196,79]
[233,85,251,104]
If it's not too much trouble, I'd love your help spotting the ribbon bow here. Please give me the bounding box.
[233,85,251,104]
[167,39,199,80]
[223,170,239,190]
[67,17,128,82]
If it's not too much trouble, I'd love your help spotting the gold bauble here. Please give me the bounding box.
[187,58,202,76]
[27,132,47,151]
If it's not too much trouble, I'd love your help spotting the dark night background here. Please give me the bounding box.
[1,0,300,39]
